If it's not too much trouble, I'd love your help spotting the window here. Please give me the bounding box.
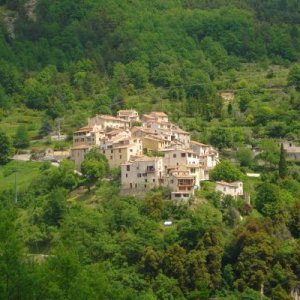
[144,184,147,188]
[181,153,186,157]
[191,168,195,173]
[119,149,121,153]
[173,154,176,158]
[127,165,130,171]
[153,179,155,182]
[130,149,133,152]
[223,187,226,191]
[137,173,141,178]
[171,180,174,184]
[120,155,122,159]
[126,174,128,178]
[175,194,181,198]
[110,156,113,159]
[145,179,148,183]
[103,150,105,154]
[111,150,113,154]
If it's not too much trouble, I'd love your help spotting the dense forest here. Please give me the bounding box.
[0,0,300,299]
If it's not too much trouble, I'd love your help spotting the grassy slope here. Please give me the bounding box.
[0,106,43,138]
[0,160,42,192]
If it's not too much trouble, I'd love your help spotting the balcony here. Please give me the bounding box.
[178,186,193,191]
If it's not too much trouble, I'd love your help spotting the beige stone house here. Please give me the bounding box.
[88,114,130,130]
[190,140,219,180]
[162,148,204,185]
[215,181,243,198]
[282,141,300,161]
[73,126,105,146]
[70,144,91,170]
[101,137,143,168]
[117,110,140,123]
[142,135,171,152]
[121,156,164,192]
[166,167,196,200]
[142,111,169,123]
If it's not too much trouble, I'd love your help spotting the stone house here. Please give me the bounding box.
[88,114,130,130]
[282,141,300,161]
[73,126,104,146]
[101,138,143,168]
[117,110,140,123]
[121,156,164,192]
[166,167,196,200]
[215,181,244,198]
[142,111,169,123]
[190,141,219,180]
[163,148,204,185]
[142,135,171,152]
[70,144,91,170]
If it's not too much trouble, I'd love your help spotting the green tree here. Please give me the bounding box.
[81,150,108,191]
[236,148,254,168]
[0,130,13,164]
[162,244,186,286]
[143,191,164,220]
[126,61,149,89]
[234,219,277,292]
[288,63,300,91]
[43,188,67,226]
[39,119,52,137]
[140,247,162,279]
[209,128,232,149]
[14,125,30,149]
[0,86,9,109]
[0,207,33,299]
[278,143,288,179]
[210,160,243,182]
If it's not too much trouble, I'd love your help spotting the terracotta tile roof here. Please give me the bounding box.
[118,109,138,115]
[191,140,210,147]
[150,112,168,117]
[216,181,242,187]
[75,126,93,133]
[94,115,128,122]
[71,144,90,150]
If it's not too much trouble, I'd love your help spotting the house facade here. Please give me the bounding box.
[215,181,244,198]
[70,144,91,170]
[73,126,104,146]
[117,110,140,123]
[282,141,300,161]
[88,115,129,130]
[121,156,164,192]
[101,138,143,168]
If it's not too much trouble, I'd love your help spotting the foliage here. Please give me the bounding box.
[288,63,300,91]
[81,149,109,191]
[210,160,243,182]
[0,0,300,298]
[278,144,288,179]
[0,130,13,164]
[13,125,30,149]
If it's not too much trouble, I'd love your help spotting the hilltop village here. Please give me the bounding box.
[70,110,244,200]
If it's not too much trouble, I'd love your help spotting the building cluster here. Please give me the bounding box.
[71,110,221,200]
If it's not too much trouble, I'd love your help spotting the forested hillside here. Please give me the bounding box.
[0,1,300,299]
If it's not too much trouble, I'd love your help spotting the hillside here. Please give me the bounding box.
[0,1,300,299]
